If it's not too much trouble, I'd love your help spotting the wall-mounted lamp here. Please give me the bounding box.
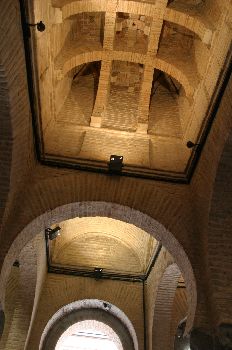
[94,267,103,280]
[13,260,20,267]
[27,21,46,32]
[103,302,111,311]
[108,155,123,174]
[186,141,201,149]
[45,226,61,240]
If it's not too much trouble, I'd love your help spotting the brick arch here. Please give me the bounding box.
[60,0,213,47]
[208,132,232,325]
[61,52,193,98]
[60,0,166,20]
[154,57,195,97]
[61,0,107,19]
[152,263,182,350]
[0,202,197,333]
[164,8,213,45]
[39,299,138,350]
[60,50,103,70]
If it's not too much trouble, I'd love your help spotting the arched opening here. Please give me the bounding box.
[148,69,184,139]
[39,300,137,350]
[0,202,197,349]
[55,320,122,350]
[56,62,101,126]
[152,264,182,350]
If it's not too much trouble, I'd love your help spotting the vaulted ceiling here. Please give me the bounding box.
[26,0,231,181]
[49,217,158,276]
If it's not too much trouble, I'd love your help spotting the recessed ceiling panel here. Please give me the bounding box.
[23,0,231,181]
[49,217,158,277]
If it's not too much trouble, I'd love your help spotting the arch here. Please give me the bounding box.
[58,0,213,47]
[0,202,197,333]
[39,299,138,350]
[164,8,213,45]
[56,50,103,79]
[152,263,182,350]
[154,57,195,97]
[61,0,107,19]
[59,51,193,97]
[60,0,165,20]
[56,319,123,350]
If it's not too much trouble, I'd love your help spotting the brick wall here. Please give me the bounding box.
[0,0,35,230]
[0,0,231,344]
[0,267,19,350]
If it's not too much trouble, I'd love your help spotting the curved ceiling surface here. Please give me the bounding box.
[49,217,158,275]
[25,0,231,181]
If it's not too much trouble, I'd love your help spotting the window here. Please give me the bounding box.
[55,320,123,350]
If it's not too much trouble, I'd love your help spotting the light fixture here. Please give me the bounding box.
[186,141,200,149]
[45,226,61,240]
[13,260,20,267]
[94,267,103,280]
[103,302,111,311]
[108,155,123,174]
[27,21,46,32]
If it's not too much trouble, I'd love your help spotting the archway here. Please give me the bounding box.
[39,299,137,350]
[55,320,122,350]
[0,202,197,334]
[152,263,182,350]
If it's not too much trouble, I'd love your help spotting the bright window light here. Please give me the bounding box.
[59,333,118,350]
[56,320,123,350]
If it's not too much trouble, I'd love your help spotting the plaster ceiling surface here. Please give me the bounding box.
[27,0,231,181]
[49,217,158,276]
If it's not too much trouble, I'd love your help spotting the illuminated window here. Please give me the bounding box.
[55,320,123,350]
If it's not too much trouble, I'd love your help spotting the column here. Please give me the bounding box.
[103,11,117,50]
[137,64,154,133]
[147,15,164,55]
[91,60,112,127]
